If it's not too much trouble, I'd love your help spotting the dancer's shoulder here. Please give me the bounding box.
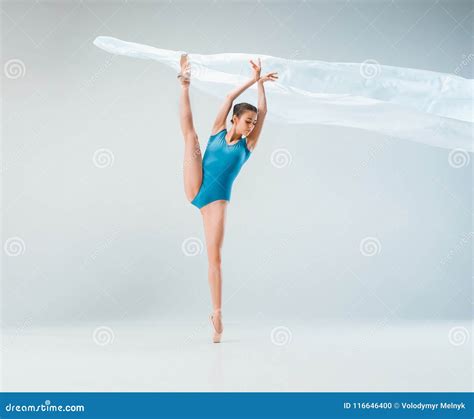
[210,126,226,137]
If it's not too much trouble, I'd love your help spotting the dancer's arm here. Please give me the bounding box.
[247,72,278,150]
[211,59,262,134]
[210,77,256,134]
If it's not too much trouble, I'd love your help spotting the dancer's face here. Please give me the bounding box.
[235,111,257,136]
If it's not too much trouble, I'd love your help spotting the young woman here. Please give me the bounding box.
[177,54,278,343]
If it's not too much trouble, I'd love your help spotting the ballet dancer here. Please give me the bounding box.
[177,53,278,343]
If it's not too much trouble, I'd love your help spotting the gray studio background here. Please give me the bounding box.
[2,0,472,330]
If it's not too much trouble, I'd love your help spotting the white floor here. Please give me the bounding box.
[1,319,471,392]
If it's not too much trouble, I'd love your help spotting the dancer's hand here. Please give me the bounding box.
[250,58,261,82]
[258,71,279,84]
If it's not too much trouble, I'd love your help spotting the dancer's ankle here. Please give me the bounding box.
[178,76,190,87]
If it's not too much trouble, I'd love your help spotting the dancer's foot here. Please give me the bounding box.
[178,53,191,86]
[210,309,223,343]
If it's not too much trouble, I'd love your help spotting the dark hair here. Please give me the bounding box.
[230,102,257,124]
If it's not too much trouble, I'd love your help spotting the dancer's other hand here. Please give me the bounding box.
[250,58,261,82]
[258,71,279,84]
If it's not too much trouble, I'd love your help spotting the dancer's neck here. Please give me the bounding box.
[225,129,242,142]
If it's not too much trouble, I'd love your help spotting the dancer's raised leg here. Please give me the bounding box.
[178,54,202,202]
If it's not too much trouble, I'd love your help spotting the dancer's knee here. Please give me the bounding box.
[184,132,199,145]
[207,252,222,270]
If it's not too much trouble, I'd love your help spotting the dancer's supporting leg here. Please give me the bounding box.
[201,201,227,337]
[178,54,202,201]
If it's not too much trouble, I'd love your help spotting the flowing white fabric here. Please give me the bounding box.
[93,36,473,151]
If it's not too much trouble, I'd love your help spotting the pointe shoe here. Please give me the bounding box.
[210,309,223,343]
[177,53,191,85]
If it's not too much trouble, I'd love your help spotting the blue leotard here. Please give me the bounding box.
[191,128,252,209]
